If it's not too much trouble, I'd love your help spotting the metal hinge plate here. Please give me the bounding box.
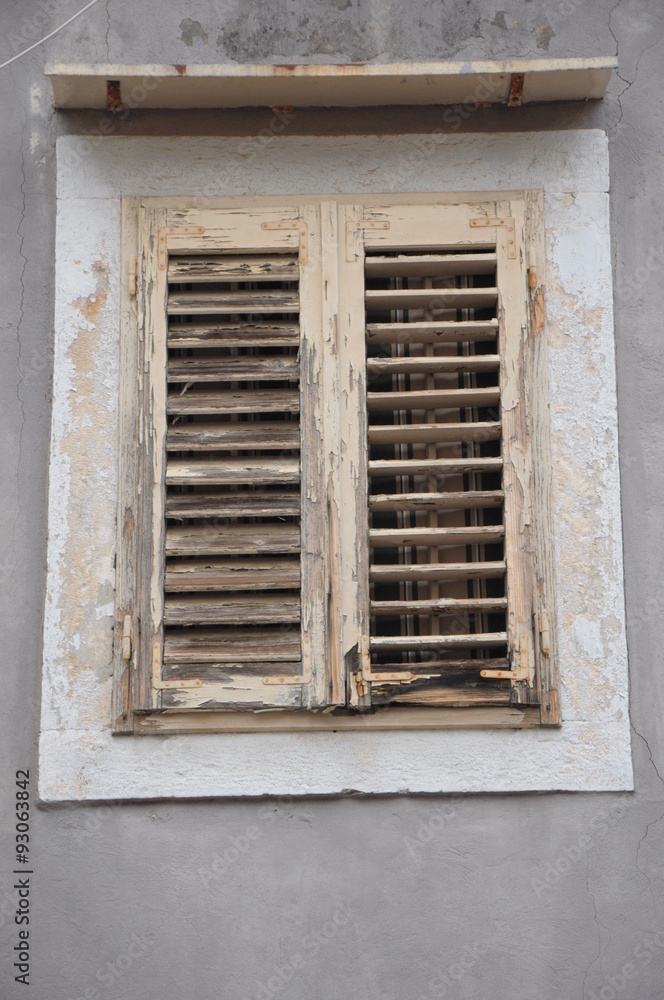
[354,635,435,696]
[470,215,516,258]
[261,219,309,264]
[481,630,532,682]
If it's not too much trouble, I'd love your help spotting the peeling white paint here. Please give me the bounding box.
[40,131,632,800]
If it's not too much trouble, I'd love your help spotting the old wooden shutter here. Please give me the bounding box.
[340,200,552,714]
[115,205,330,723]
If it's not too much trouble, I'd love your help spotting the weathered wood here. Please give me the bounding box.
[167,388,300,415]
[366,387,500,411]
[369,490,504,511]
[168,288,299,314]
[368,456,502,477]
[167,421,300,451]
[371,597,507,615]
[165,522,301,556]
[135,704,540,733]
[168,254,298,282]
[368,422,501,445]
[166,455,300,486]
[372,686,510,706]
[163,627,301,663]
[112,198,141,730]
[526,189,560,724]
[370,633,507,650]
[168,320,299,348]
[365,252,497,278]
[164,593,301,625]
[369,525,504,548]
[338,203,372,709]
[165,490,300,518]
[495,196,539,706]
[370,560,506,583]
[299,201,329,707]
[366,287,497,311]
[367,657,508,671]
[366,320,499,344]
[167,356,300,382]
[366,355,500,376]
[165,556,300,591]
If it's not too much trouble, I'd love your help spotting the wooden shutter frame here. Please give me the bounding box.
[113,192,559,734]
[339,193,559,723]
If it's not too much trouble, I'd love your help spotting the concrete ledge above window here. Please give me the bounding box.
[45,57,616,110]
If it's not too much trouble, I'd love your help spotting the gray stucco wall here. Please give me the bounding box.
[2,1,663,997]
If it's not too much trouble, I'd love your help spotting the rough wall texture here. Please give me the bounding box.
[2,1,664,998]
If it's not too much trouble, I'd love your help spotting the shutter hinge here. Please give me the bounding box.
[121,614,132,661]
[128,254,137,297]
[537,610,551,656]
[481,630,532,681]
[469,216,516,258]
[353,635,435,695]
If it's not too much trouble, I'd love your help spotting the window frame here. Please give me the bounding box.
[114,190,559,735]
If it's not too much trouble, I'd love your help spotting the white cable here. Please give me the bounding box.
[0,0,103,71]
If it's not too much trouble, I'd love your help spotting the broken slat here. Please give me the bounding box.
[164,593,301,626]
[165,523,301,556]
[365,253,497,278]
[369,490,504,511]
[366,320,499,344]
[370,560,506,583]
[369,658,508,672]
[370,632,508,650]
[168,255,298,283]
[165,557,301,592]
[167,388,300,415]
[163,628,301,663]
[168,288,299,314]
[167,421,300,451]
[168,321,300,348]
[368,422,501,445]
[368,456,502,477]
[366,355,500,376]
[367,388,500,411]
[166,456,300,485]
[371,597,507,615]
[366,287,498,311]
[167,356,300,382]
[165,490,300,518]
[369,525,505,548]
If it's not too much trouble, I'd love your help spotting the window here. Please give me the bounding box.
[42,129,629,798]
[114,193,559,732]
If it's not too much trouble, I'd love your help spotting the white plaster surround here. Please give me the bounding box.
[39,130,632,801]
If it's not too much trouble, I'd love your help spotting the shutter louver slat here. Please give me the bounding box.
[168,321,300,348]
[161,250,304,703]
[363,247,510,705]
